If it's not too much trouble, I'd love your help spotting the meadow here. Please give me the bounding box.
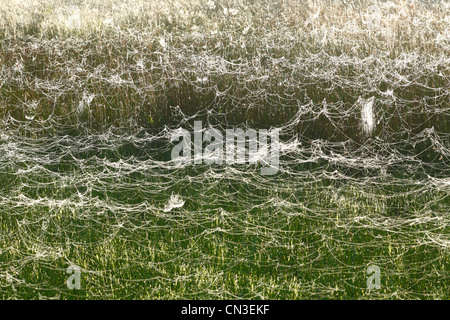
[0,0,448,299]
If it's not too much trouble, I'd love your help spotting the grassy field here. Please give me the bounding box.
[0,0,449,299]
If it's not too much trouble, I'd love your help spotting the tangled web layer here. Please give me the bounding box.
[0,0,449,299]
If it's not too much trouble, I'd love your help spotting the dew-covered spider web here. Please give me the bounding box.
[0,0,449,299]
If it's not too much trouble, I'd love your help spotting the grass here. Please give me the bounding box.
[0,144,448,299]
[0,0,449,299]
[0,0,448,135]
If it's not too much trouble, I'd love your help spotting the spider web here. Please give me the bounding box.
[0,0,448,299]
